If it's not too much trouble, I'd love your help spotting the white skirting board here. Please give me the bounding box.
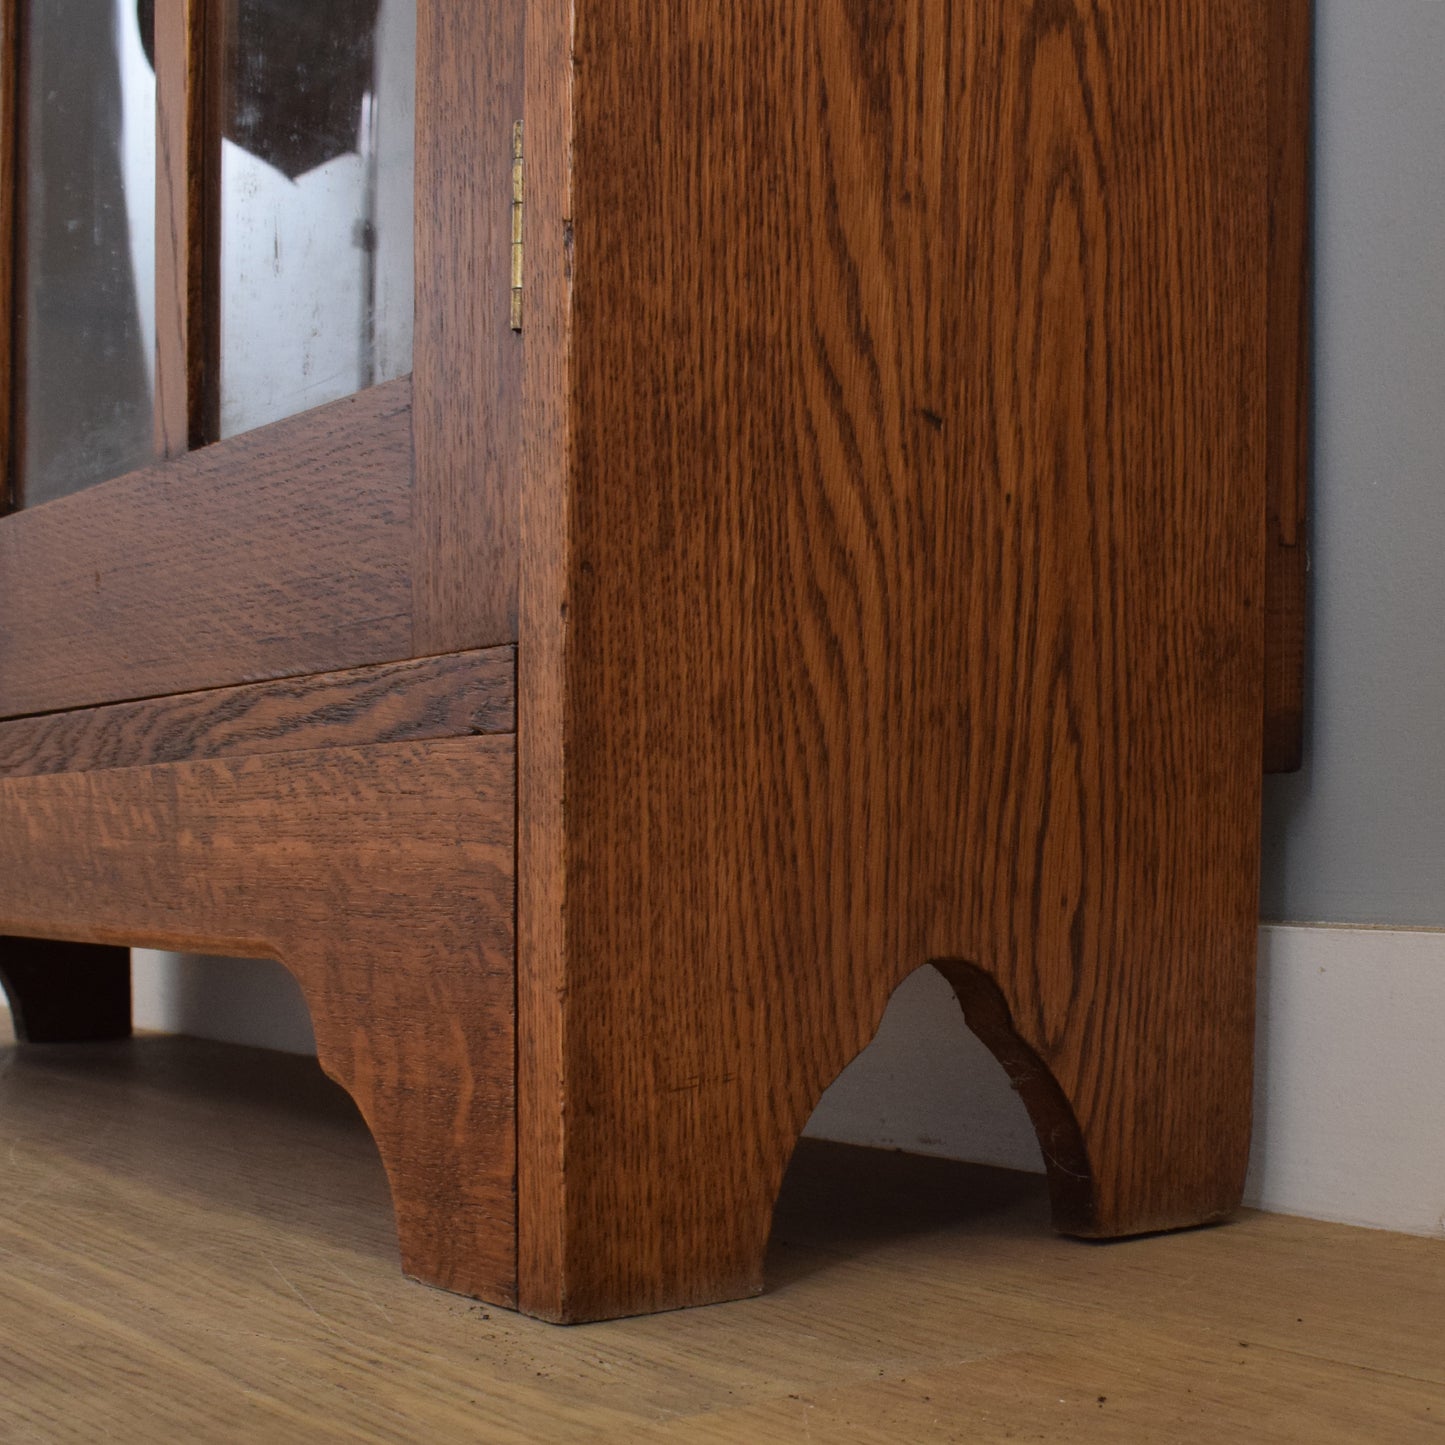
[5,926,1441,1239]
[1242,925,1445,1239]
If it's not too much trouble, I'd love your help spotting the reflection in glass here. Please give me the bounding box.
[220,0,415,438]
[19,0,155,509]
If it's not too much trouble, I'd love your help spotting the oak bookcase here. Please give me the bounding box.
[0,0,1309,1321]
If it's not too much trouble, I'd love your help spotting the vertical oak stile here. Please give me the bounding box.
[154,0,221,458]
[411,0,525,655]
[516,0,577,1324]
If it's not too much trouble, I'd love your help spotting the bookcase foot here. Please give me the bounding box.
[939,957,1252,1241]
[0,936,132,1043]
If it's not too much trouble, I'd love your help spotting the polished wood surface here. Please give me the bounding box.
[412,0,524,654]
[0,379,414,719]
[153,0,222,457]
[515,0,574,1329]
[1264,0,1312,773]
[520,0,1270,1319]
[0,646,515,779]
[0,738,518,1303]
[2,1032,1441,1443]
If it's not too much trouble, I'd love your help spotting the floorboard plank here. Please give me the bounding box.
[1,1026,1440,1442]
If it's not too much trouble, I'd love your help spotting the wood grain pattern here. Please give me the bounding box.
[0,378,414,719]
[153,0,222,457]
[0,0,20,515]
[520,0,1271,1320]
[0,646,514,778]
[411,0,524,654]
[515,0,575,1329]
[0,936,130,1041]
[4,1050,1442,1443]
[0,736,518,1303]
[1264,0,1312,773]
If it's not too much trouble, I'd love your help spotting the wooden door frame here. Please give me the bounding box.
[0,0,523,721]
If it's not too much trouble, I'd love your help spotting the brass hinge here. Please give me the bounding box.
[510,120,524,331]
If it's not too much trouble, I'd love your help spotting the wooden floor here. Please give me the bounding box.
[1,1027,1441,1443]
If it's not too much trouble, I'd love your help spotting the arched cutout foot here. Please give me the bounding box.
[0,936,131,1043]
[934,957,1251,1241]
[932,959,1093,1234]
[757,960,1090,1308]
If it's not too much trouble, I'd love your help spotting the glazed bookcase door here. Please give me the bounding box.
[0,0,526,1307]
[0,0,523,720]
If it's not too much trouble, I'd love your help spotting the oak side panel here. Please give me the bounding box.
[0,736,518,1304]
[529,0,1269,1319]
[0,646,515,778]
[412,0,524,653]
[516,0,575,1324]
[1263,0,1312,773]
[0,379,414,718]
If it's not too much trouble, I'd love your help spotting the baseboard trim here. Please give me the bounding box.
[1243,924,1445,1238]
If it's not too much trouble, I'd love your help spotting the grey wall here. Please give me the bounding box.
[1260,0,1445,926]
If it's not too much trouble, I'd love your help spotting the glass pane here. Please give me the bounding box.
[219,0,415,439]
[19,0,156,508]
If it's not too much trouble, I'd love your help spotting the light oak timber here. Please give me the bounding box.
[519,0,1270,1320]
[1264,0,1312,774]
[0,736,518,1303]
[1,1045,1441,1444]
[412,0,524,653]
[0,379,414,718]
[0,646,516,778]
